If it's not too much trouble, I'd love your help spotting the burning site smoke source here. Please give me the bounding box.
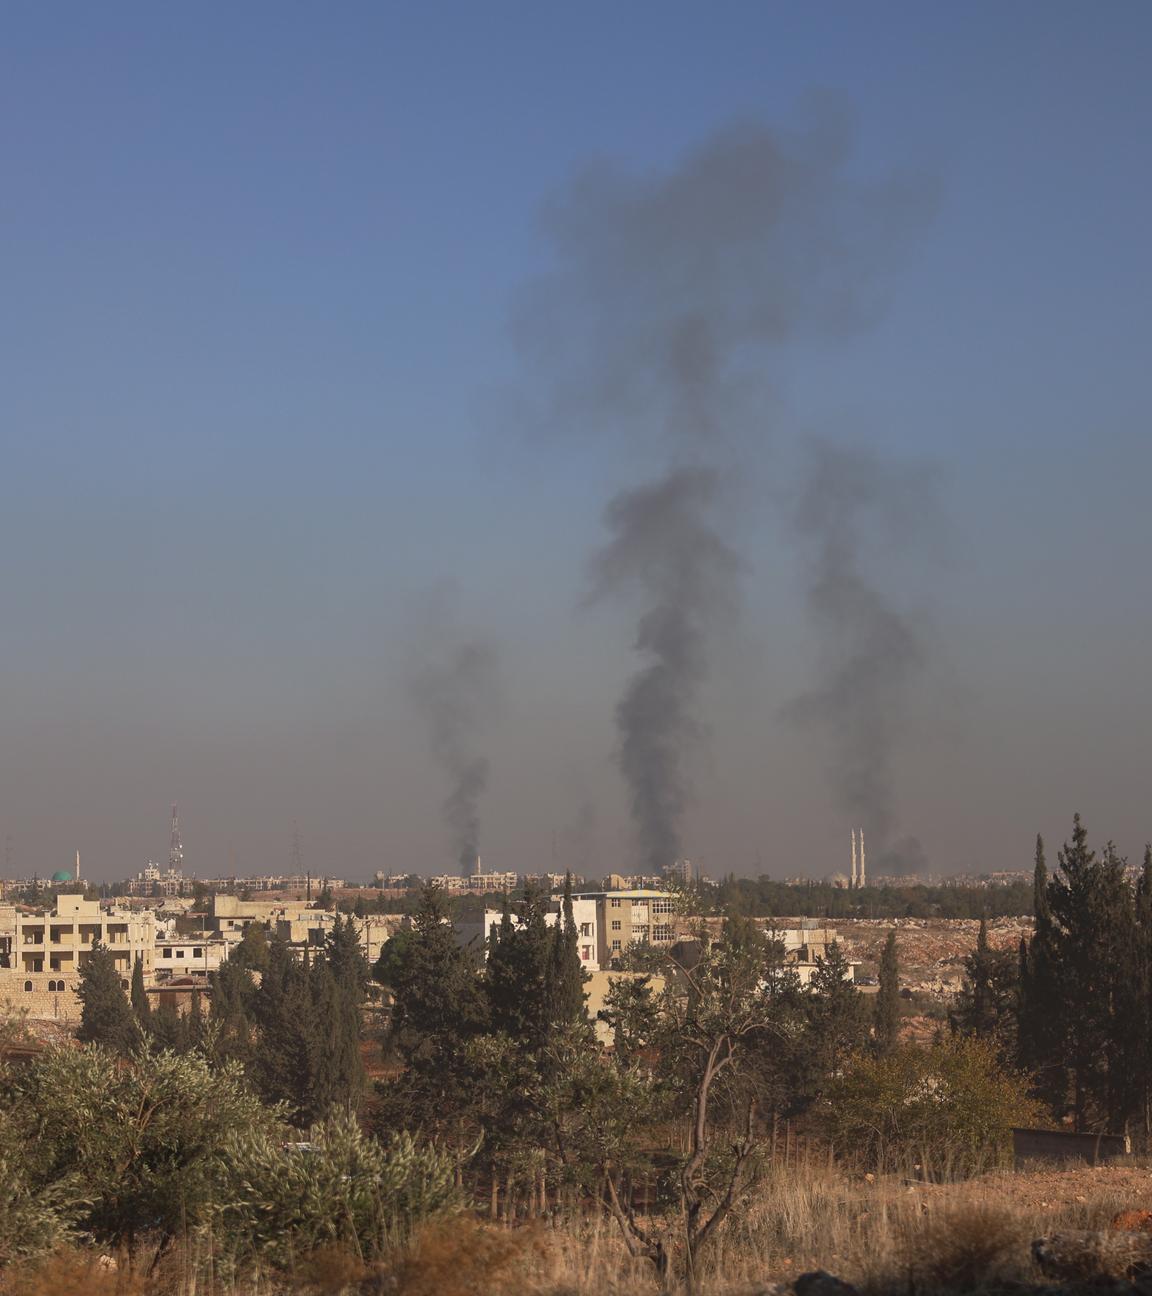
[411,636,500,871]
[517,110,934,869]
[785,440,936,852]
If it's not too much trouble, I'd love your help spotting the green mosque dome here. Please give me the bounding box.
[50,869,73,884]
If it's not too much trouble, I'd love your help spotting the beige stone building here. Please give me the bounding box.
[0,894,158,1022]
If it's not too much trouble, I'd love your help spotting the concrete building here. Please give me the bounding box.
[0,894,158,1021]
[126,862,187,896]
[454,896,601,970]
[772,921,859,986]
[569,888,681,965]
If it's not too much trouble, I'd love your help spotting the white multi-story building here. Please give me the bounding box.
[454,896,600,971]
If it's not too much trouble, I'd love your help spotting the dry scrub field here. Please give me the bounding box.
[10,1161,1152,1296]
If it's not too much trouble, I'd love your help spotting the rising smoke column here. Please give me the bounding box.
[516,113,931,868]
[785,440,935,851]
[590,468,739,870]
[411,637,499,870]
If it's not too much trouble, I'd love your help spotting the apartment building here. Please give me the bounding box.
[572,889,679,965]
[0,894,158,1021]
[454,896,601,970]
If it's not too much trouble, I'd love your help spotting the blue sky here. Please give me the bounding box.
[2,3,1150,881]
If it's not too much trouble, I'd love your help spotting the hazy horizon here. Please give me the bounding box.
[3,4,1151,883]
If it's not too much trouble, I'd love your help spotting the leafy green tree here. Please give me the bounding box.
[874,930,900,1056]
[372,926,412,987]
[603,923,790,1284]
[76,940,140,1055]
[231,921,270,971]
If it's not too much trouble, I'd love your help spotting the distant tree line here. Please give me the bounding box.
[703,875,1034,920]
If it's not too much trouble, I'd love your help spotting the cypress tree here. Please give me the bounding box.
[1048,816,1138,1131]
[310,958,364,1116]
[546,872,587,1031]
[390,882,489,1060]
[129,955,151,1029]
[77,940,140,1055]
[487,883,553,1047]
[1018,833,1066,1113]
[251,935,322,1120]
[808,941,868,1078]
[325,914,369,999]
[208,956,256,1065]
[377,882,489,1135]
[149,994,185,1051]
[951,916,1018,1063]
[874,930,900,1056]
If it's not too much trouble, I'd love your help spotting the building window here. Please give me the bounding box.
[610,898,621,908]
[652,899,674,915]
[611,940,622,952]
[193,948,203,958]
[581,946,592,961]
[23,981,32,992]
[652,924,673,942]
[176,949,185,958]
[580,923,591,936]
[611,920,621,931]
[163,947,172,958]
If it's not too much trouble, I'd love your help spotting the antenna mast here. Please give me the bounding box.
[169,804,184,873]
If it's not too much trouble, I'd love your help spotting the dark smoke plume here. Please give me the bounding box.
[411,637,499,871]
[786,440,935,849]
[518,111,932,869]
[590,468,739,870]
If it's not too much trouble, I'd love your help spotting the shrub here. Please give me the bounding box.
[210,1108,460,1268]
[1,1043,275,1252]
[822,1037,1041,1176]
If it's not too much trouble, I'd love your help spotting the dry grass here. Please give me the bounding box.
[5,1163,1152,1294]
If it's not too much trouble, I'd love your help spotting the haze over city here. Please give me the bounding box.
[3,3,1150,884]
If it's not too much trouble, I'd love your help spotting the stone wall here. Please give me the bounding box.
[0,971,81,1023]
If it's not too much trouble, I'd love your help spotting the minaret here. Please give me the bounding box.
[859,829,866,888]
[75,850,81,883]
[850,830,858,889]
